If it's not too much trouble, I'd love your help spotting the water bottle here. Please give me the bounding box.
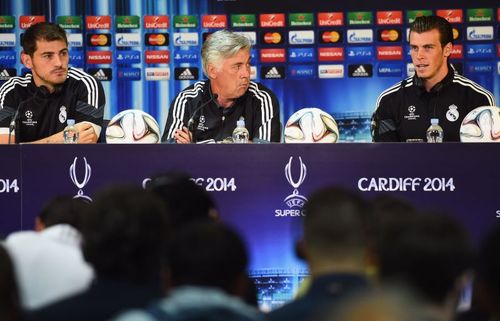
[63,119,79,144]
[426,118,443,143]
[232,117,250,144]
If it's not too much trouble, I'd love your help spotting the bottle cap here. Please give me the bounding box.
[67,119,75,126]
[430,118,439,125]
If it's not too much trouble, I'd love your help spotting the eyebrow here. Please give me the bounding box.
[40,48,68,55]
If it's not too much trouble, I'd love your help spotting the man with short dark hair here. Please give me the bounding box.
[268,187,374,321]
[0,22,105,143]
[372,15,495,142]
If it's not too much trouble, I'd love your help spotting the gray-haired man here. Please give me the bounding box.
[161,30,281,143]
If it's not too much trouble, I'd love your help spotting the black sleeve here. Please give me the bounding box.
[372,94,400,142]
[251,83,281,142]
[0,80,19,133]
[73,75,105,128]
[161,92,191,143]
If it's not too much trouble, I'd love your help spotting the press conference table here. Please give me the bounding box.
[1,143,498,272]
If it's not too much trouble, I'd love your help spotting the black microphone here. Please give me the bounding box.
[186,93,218,143]
[8,85,49,144]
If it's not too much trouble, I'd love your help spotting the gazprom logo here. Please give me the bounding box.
[347,29,373,43]
[466,26,494,41]
[116,50,141,64]
[0,50,16,65]
[235,31,256,45]
[289,30,315,45]
[116,33,141,47]
[67,33,83,47]
[0,33,15,47]
[288,48,315,63]
[173,32,199,46]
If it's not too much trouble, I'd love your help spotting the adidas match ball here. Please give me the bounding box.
[106,110,161,144]
[284,108,339,143]
[460,106,500,142]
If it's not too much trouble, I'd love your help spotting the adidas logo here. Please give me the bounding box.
[179,69,192,77]
[0,68,14,80]
[263,66,283,79]
[348,64,372,77]
[175,67,198,80]
[94,69,106,77]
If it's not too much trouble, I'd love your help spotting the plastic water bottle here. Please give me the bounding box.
[63,119,79,144]
[232,117,250,144]
[426,118,443,143]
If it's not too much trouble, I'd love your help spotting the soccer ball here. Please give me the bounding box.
[284,108,339,143]
[460,106,500,142]
[106,109,161,144]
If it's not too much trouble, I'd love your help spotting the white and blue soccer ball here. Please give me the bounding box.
[106,109,161,144]
[460,106,500,143]
[284,107,339,143]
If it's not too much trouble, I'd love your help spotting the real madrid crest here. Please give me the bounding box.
[59,106,67,123]
[446,104,459,122]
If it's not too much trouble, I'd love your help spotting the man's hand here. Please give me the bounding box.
[174,127,193,144]
[74,122,98,143]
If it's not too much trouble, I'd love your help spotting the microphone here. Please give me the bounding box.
[186,93,218,143]
[8,85,49,144]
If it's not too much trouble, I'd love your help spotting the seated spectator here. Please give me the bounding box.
[377,212,473,321]
[268,187,374,321]
[473,223,500,321]
[4,196,93,310]
[27,185,171,321]
[0,243,21,321]
[112,221,263,321]
[147,170,219,226]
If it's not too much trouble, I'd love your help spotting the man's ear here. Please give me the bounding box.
[443,43,452,58]
[207,63,218,79]
[21,51,33,69]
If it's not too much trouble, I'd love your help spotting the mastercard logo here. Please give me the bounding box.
[452,28,460,40]
[380,30,400,41]
[322,31,340,43]
[263,32,282,44]
[89,34,109,46]
[147,34,167,45]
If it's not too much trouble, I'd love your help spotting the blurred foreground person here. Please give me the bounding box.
[377,212,472,321]
[268,187,374,321]
[0,244,21,321]
[28,185,171,321]
[112,221,263,321]
[4,196,93,310]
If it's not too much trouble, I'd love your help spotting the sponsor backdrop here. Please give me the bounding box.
[0,0,499,141]
[1,144,500,309]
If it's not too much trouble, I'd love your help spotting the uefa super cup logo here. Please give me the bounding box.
[284,156,308,208]
[69,157,92,202]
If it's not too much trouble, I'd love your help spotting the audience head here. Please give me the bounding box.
[147,171,218,227]
[168,221,248,297]
[82,185,170,282]
[377,212,472,310]
[35,195,90,231]
[0,244,20,321]
[476,223,500,318]
[302,187,372,271]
